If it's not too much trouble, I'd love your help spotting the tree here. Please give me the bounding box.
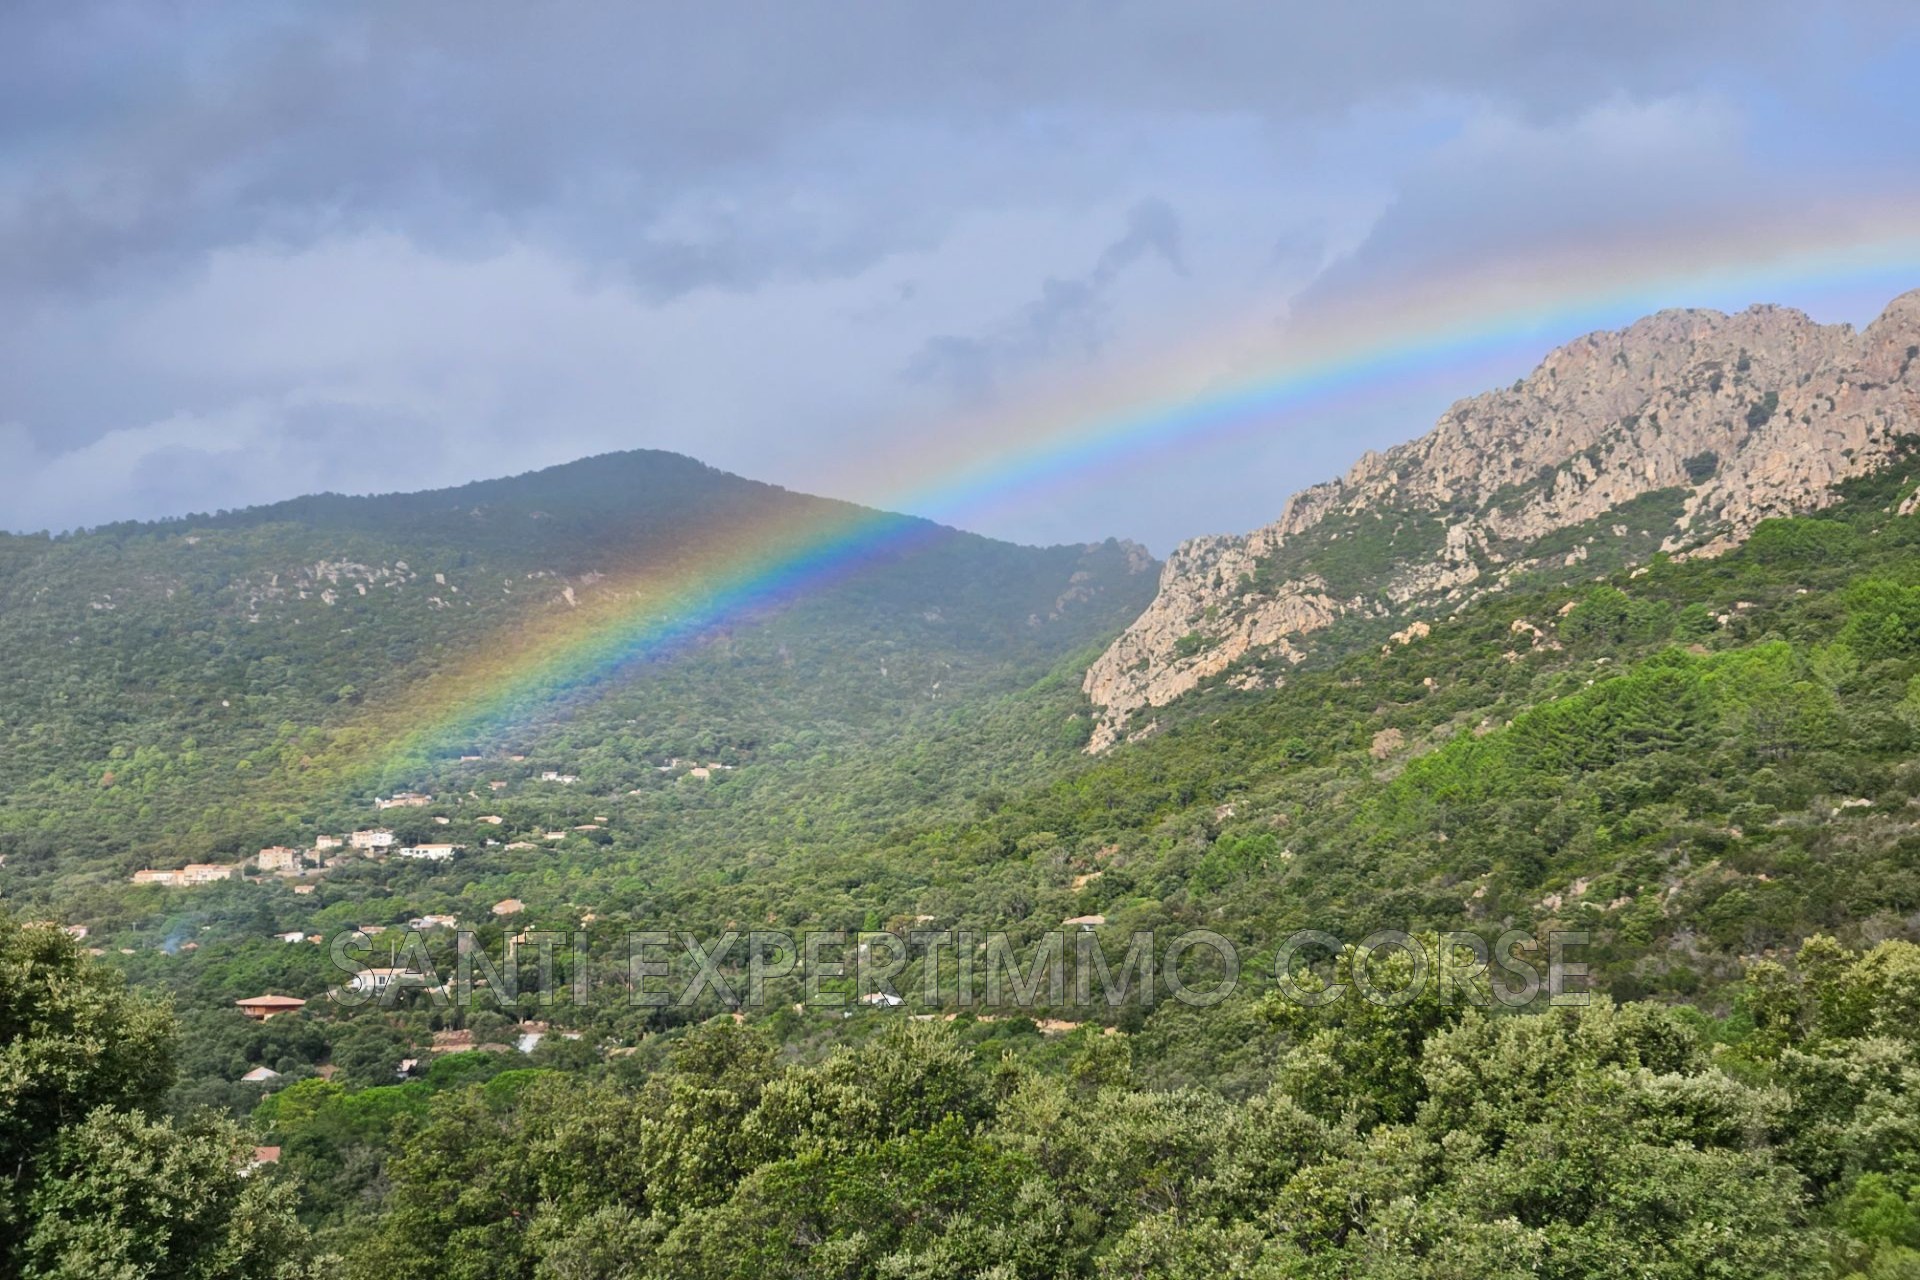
[0,914,317,1279]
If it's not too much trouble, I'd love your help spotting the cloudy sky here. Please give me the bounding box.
[5,3,1919,550]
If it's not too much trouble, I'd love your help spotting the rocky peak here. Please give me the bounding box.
[1084,288,1920,751]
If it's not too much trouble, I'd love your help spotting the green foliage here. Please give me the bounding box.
[0,914,317,1278]
[317,947,1920,1277]
[20,447,1920,1274]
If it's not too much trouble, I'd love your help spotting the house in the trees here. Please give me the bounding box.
[241,1066,281,1083]
[350,829,396,851]
[132,868,186,887]
[239,1147,281,1177]
[235,994,307,1020]
[398,843,458,861]
[256,846,303,872]
[345,967,427,996]
[182,863,239,884]
[376,791,432,810]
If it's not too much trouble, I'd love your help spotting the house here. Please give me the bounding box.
[687,767,711,780]
[396,1058,421,1078]
[182,863,239,884]
[313,834,344,850]
[276,931,307,944]
[239,1146,281,1176]
[236,994,307,1021]
[344,967,426,996]
[432,815,451,825]
[859,991,906,1008]
[241,1066,281,1083]
[398,843,458,861]
[62,924,89,940]
[132,868,186,886]
[292,883,318,895]
[488,780,509,791]
[1062,914,1107,929]
[539,770,579,784]
[376,791,432,810]
[350,829,396,850]
[408,913,459,931]
[543,830,566,841]
[431,1028,474,1052]
[256,846,303,872]
[477,814,504,824]
[492,898,524,917]
[504,841,537,850]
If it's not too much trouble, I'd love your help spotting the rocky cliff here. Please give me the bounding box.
[1084,287,1920,750]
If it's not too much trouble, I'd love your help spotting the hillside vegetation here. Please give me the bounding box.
[9,445,1920,1275]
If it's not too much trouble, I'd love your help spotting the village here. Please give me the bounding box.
[124,756,740,890]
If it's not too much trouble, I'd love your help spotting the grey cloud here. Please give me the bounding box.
[1,1,1893,303]
[1292,97,1755,319]
[909,198,1186,403]
[4,2,1919,548]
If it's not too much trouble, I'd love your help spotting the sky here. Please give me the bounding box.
[4,3,1919,552]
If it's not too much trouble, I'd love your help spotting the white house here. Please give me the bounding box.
[398,843,459,861]
[344,967,428,996]
[350,829,396,850]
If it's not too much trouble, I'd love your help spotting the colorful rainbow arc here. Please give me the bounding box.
[340,218,1920,789]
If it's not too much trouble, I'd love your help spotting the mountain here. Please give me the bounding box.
[14,306,1920,1277]
[1085,288,1920,748]
[0,450,1157,892]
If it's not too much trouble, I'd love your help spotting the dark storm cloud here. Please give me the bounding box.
[2,1,1916,546]
[0,0,1874,299]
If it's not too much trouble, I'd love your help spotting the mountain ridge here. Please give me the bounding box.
[0,447,1159,879]
[1084,286,1920,749]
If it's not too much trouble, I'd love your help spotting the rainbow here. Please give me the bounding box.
[336,199,1920,789]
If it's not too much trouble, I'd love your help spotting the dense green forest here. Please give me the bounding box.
[10,446,1920,1275]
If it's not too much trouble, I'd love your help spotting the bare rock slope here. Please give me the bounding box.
[1085,288,1920,750]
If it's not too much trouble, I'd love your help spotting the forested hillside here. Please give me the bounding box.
[9,440,1920,1276]
[0,449,1159,893]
